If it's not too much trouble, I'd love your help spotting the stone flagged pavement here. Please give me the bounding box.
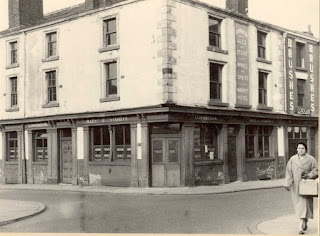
[0,178,318,235]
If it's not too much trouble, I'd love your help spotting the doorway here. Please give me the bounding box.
[151,137,180,187]
[60,129,72,184]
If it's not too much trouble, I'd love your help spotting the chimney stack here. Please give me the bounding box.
[8,0,43,28]
[226,0,248,16]
[85,0,128,10]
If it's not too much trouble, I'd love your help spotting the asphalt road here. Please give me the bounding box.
[0,188,316,233]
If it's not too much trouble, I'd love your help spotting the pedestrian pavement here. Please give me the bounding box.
[0,178,318,235]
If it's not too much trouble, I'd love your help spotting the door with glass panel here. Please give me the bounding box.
[152,138,180,187]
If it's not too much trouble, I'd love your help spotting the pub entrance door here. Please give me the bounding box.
[151,136,180,187]
[228,126,238,182]
[59,129,72,184]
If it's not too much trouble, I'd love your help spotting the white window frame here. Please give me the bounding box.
[42,67,59,108]
[207,13,226,50]
[99,14,120,52]
[295,40,306,69]
[100,58,120,102]
[43,28,59,61]
[6,38,19,68]
[5,74,19,112]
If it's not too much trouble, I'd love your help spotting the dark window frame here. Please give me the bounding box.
[258,72,268,105]
[194,124,219,161]
[103,18,117,47]
[287,126,308,140]
[10,77,18,107]
[90,125,131,162]
[208,16,221,48]
[210,63,223,101]
[34,130,48,161]
[297,79,305,107]
[246,126,273,159]
[296,42,305,68]
[257,31,266,59]
[7,132,18,161]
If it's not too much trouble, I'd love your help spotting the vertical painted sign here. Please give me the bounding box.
[235,22,250,105]
[285,37,296,115]
[308,43,319,116]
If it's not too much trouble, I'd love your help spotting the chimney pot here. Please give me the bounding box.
[226,0,248,16]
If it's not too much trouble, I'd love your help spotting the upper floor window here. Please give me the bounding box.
[46,71,57,102]
[10,77,18,107]
[258,72,268,106]
[257,31,266,59]
[209,17,221,48]
[210,63,223,101]
[46,32,57,58]
[10,41,18,65]
[296,42,305,68]
[105,61,117,97]
[103,18,117,47]
[297,79,305,107]
[7,132,18,161]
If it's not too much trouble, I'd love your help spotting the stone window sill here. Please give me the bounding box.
[100,96,120,103]
[208,100,229,107]
[207,46,228,54]
[235,104,252,109]
[257,105,273,111]
[89,160,130,166]
[256,58,272,64]
[6,63,19,69]
[5,161,18,165]
[42,56,59,63]
[98,44,120,53]
[42,102,59,108]
[5,107,19,112]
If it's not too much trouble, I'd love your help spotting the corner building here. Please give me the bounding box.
[0,0,318,187]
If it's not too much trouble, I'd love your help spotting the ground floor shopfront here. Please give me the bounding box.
[0,105,318,187]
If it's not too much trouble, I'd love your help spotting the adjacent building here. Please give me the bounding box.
[0,0,318,187]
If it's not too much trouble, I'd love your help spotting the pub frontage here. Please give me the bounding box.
[0,104,317,187]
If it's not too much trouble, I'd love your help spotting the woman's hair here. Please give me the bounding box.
[297,142,308,152]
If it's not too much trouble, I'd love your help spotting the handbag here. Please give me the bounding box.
[299,179,318,197]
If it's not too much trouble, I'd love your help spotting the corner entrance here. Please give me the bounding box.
[151,136,180,187]
[59,129,72,184]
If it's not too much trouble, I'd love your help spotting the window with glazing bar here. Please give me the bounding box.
[105,62,117,96]
[257,31,266,59]
[34,130,47,161]
[258,72,268,105]
[7,132,18,161]
[10,41,18,65]
[46,71,57,102]
[210,63,223,101]
[103,18,117,47]
[10,77,18,107]
[47,32,57,57]
[297,79,305,106]
[209,17,221,48]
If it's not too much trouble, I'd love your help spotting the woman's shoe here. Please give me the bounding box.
[299,231,305,234]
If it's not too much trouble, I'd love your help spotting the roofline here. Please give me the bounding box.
[0,0,319,42]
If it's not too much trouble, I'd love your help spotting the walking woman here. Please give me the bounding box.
[284,142,318,234]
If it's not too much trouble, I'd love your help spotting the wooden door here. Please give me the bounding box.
[152,138,180,187]
[61,140,72,184]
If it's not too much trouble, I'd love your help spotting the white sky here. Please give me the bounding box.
[0,0,319,38]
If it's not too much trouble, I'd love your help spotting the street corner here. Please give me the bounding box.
[0,200,46,226]
[255,214,319,235]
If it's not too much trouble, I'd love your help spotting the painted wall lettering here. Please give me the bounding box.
[235,22,250,105]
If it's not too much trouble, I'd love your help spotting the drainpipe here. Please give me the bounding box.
[23,32,27,183]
